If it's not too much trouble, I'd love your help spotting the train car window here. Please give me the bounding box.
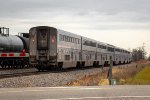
[91,42,96,47]
[95,53,97,60]
[71,37,73,43]
[90,54,92,59]
[107,47,114,52]
[64,35,67,42]
[70,37,72,42]
[71,52,73,59]
[75,55,77,61]
[83,40,86,45]
[67,36,69,42]
[98,44,106,49]
[58,51,62,60]
[66,36,68,42]
[78,39,81,44]
[83,40,96,47]
[63,35,65,41]
[86,55,89,60]
[72,38,74,43]
[65,55,70,60]
[115,49,120,52]
[62,35,64,41]
[71,37,74,43]
[59,34,62,41]
[69,37,71,42]
[104,46,106,49]
[66,36,69,42]
[74,38,77,44]
[76,39,78,44]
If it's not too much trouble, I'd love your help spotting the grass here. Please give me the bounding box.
[126,67,150,85]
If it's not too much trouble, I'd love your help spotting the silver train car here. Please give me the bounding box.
[29,26,131,70]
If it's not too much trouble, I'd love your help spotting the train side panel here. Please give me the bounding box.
[81,37,97,67]
[57,29,81,68]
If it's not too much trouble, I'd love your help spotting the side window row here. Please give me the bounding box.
[59,34,80,44]
[83,40,96,47]
[98,44,107,49]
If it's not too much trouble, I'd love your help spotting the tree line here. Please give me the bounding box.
[131,44,147,61]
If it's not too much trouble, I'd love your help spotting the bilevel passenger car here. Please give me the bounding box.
[0,27,29,68]
[29,26,132,71]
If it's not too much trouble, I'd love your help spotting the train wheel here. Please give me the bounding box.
[81,62,85,68]
[97,61,99,67]
[36,66,43,72]
[1,65,4,69]
[76,62,82,69]
[58,62,63,70]
[1,61,6,68]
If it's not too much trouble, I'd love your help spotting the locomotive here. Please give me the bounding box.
[29,26,131,71]
[0,27,29,68]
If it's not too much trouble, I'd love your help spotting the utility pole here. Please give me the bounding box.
[142,43,145,59]
[108,56,113,85]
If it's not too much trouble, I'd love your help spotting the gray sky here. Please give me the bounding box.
[1,0,150,55]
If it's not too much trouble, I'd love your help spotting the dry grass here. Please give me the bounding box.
[66,60,150,86]
[66,70,109,86]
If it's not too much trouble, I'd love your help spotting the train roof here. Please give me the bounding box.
[29,26,57,31]
[57,29,81,38]
[30,26,130,53]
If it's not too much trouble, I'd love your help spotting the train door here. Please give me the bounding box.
[37,29,49,50]
[36,27,57,68]
[36,28,49,64]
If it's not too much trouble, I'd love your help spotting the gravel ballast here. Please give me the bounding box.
[0,67,103,88]
[0,62,142,88]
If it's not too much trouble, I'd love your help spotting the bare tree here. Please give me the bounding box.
[148,55,150,61]
[132,44,147,61]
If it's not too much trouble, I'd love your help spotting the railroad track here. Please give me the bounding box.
[0,72,37,79]
[0,63,129,79]
[0,66,107,79]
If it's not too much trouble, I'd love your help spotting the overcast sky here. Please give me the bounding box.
[0,0,150,56]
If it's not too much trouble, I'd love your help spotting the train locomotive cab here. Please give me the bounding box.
[29,26,57,70]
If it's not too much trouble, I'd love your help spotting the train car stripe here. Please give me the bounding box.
[9,53,14,57]
[20,53,26,57]
[1,53,7,57]
[0,53,29,57]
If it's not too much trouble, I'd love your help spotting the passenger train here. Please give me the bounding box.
[29,26,132,71]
